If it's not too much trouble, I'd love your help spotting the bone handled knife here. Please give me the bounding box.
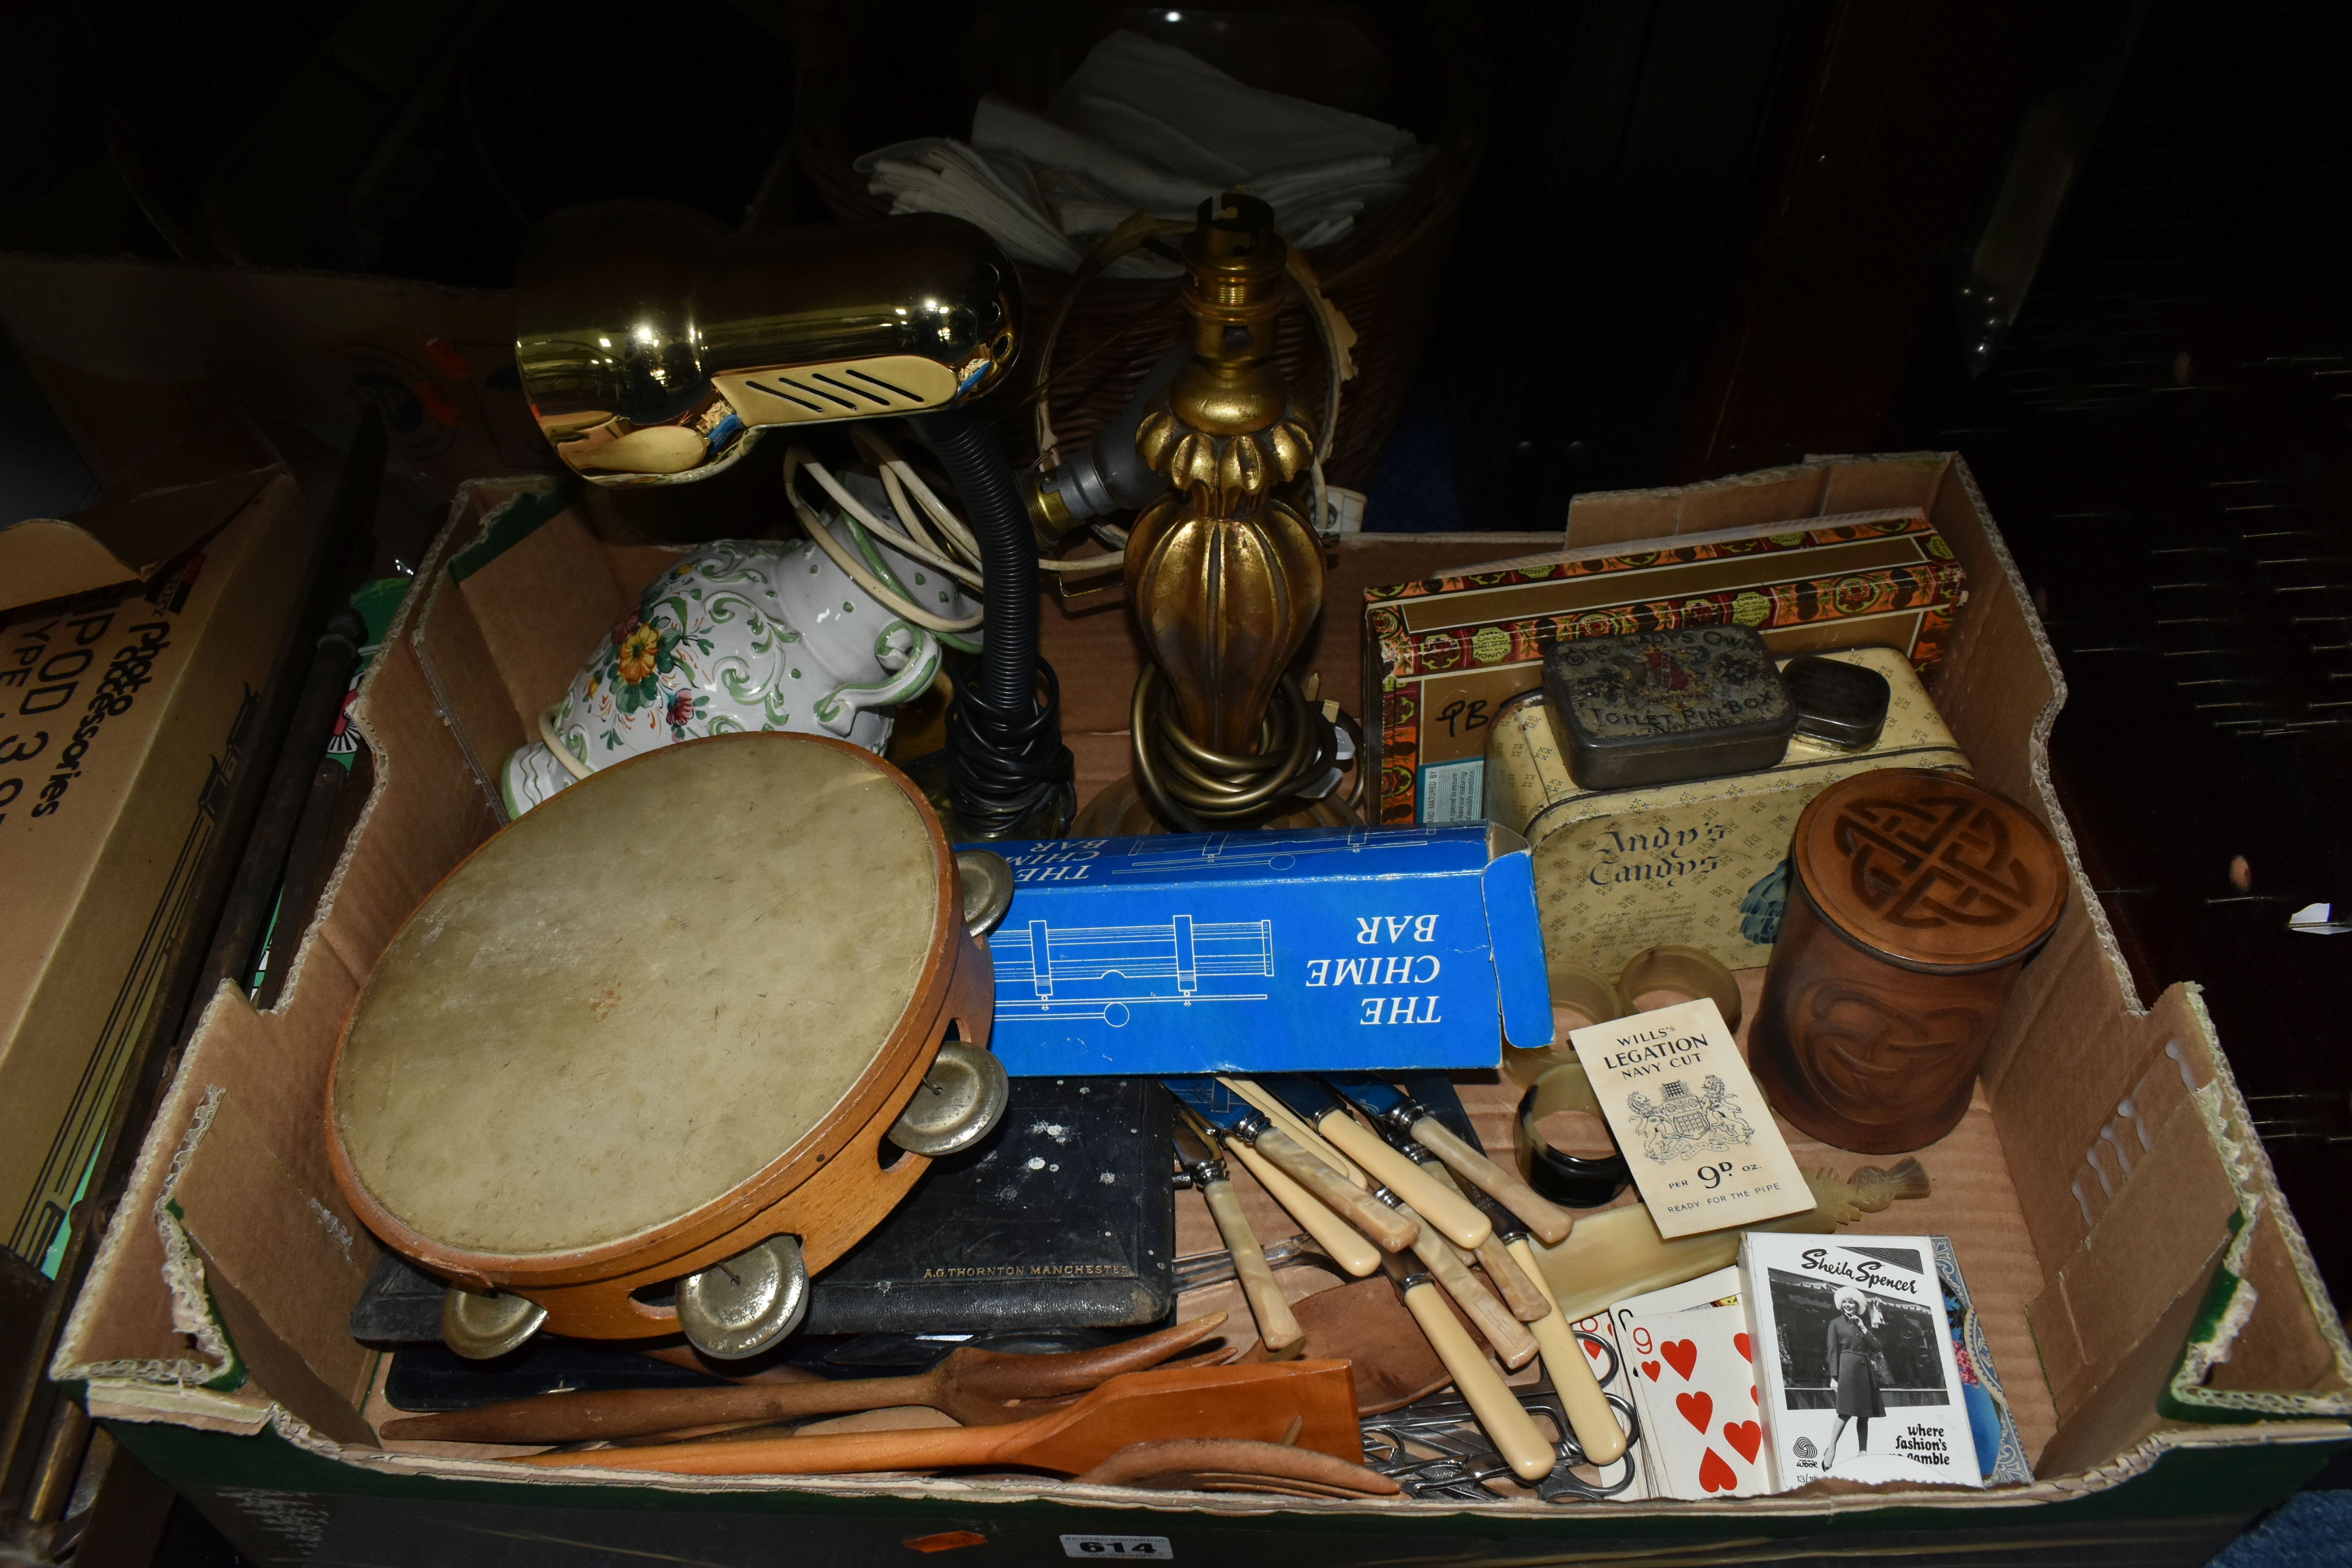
[1201,1121,1382,1278]
[1325,1073,1573,1244]
[1163,1080,1419,1254]
[1376,1249,1555,1483]
[1376,1189,1537,1371]
[1256,1077,1492,1251]
[1413,1153,1553,1322]
[1173,1114,1303,1359]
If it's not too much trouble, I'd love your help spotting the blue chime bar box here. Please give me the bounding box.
[963,825,1553,1076]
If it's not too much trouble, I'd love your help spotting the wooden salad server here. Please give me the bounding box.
[1240,1277,1452,1414]
[383,1313,1229,1445]
[506,1360,1361,1477]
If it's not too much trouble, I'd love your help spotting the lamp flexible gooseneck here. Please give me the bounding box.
[907,408,1074,837]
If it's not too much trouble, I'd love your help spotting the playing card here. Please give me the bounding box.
[1617,1302,1770,1499]
[1566,1308,1653,1499]
[1610,1265,1742,1328]
[1607,1265,1742,1497]
[1569,999,1812,1238]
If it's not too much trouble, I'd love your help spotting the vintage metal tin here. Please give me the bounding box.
[1483,646,1970,979]
[1364,505,1969,824]
[1782,654,1890,750]
[1541,626,1795,789]
[1748,769,2067,1153]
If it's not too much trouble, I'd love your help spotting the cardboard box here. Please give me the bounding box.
[978,826,1552,1076]
[1363,507,1967,824]
[47,454,2352,1562]
[0,434,310,1274]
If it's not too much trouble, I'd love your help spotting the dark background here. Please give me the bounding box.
[1,0,2347,1555]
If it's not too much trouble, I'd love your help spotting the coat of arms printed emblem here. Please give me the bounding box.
[1625,1076,1755,1164]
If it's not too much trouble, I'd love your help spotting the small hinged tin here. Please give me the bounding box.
[1542,626,1795,790]
[1783,654,1891,750]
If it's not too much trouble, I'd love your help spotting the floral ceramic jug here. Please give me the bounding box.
[503,483,971,815]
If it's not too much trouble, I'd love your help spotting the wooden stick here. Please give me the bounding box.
[508,1362,1363,1477]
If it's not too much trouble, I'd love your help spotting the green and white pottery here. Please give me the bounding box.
[501,480,971,815]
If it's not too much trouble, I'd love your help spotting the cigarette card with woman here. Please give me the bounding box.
[1736,1234,1985,1491]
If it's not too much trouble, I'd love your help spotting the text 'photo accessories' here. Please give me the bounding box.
[325,734,1002,1362]
[1749,769,2066,1153]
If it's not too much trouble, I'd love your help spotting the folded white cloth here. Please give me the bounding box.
[855,30,1432,278]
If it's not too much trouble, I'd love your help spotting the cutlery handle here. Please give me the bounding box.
[382,1376,918,1445]
[1475,1232,1554,1323]
[1253,1127,1419,1252]
[1223,1138,1381,1277]
[1397,1281,1555,1483]
[1400,1201,1537,1370]
[1412,1116,1574,1245]
[1202,1175,1304,1358]
[1316,1113,1492,1250]
[1508,1236,1626,1466]
[1416,1160,1549,1321]
[1221,1078,1366,1187]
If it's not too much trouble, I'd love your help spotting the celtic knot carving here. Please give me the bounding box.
[1831,791,2035,928]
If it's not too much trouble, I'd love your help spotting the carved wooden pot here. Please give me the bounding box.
[1749,769,2065,1154]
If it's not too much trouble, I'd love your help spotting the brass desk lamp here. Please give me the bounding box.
[513,204,1073,837]
[1043,195,1356,834]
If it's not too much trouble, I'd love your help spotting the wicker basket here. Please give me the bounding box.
[791,4,1486,490]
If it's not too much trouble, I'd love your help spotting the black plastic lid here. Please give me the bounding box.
[1783,654,1892,750]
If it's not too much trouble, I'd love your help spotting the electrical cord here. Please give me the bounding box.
[1131,668,1355,831]
[906,408,1075,837]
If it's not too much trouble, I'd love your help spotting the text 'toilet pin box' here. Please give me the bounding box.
[967,824,1553,1076]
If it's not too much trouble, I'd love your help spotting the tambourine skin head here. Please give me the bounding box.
[325,733,988,1339]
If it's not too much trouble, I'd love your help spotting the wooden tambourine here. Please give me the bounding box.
[326,733,1009,1360]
